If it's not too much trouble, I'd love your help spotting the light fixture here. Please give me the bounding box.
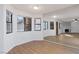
[53,16,57,18]
[75,19,78,22]
[51,15,59,19]
[73,19,78,22]
[33,6,39,10]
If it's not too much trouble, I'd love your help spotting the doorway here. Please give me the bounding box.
[56,22,58,35]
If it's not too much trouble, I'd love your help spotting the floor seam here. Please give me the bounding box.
[44,40,79,50]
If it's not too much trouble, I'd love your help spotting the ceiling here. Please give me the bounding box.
[11,4,74,15]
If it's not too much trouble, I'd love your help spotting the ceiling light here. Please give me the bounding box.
[53,16,57,18]
[33,6,39,10]
[51,15,58,18]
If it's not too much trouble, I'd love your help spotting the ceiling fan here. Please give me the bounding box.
[73,19,79,22]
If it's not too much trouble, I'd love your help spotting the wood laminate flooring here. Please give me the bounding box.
[8,40,79,54]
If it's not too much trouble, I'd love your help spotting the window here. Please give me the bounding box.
[17,16,32,32]
[50,22,54,29]
[17,16,24,31]
[34,18,41,31]
[43,21,48,30]
[24,17,32,31]
[6,10,13,34]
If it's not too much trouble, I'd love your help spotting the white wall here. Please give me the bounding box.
[71,21,79,33]
[44,5,79,34]
[3,5,44,53]
[0,5,4,53]
[60,22,71,33]
[59,20,79,33]
[3,5,17,53]
[3,4,78,53]
[45,5,79,20]
[43,17,56,37]
[3,4,58,53]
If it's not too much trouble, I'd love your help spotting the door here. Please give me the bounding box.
[56,22,58,35]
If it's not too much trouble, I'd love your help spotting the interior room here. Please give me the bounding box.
[0,4,79,54]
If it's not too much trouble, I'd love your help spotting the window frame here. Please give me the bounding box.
[6,10,13,34]
[34,18,41,31]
